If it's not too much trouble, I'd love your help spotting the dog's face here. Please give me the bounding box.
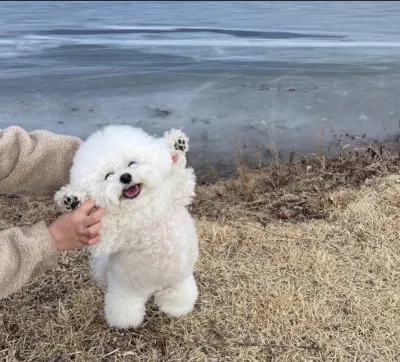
[70,125,173,209]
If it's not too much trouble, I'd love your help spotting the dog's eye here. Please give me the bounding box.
[128,161,136,167]
[105,172,114,180]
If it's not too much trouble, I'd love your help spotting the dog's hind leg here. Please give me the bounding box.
[104,273,149,329]
[154,274,198,317]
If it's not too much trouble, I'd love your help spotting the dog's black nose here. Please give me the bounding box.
[120,173,132,184]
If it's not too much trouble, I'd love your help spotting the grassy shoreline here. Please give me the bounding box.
[1,139,400,361]
[194,125,400,184]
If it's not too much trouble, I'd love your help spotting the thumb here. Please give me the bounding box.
[78,199,97,214]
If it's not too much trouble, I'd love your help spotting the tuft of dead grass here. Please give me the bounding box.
[192,139,400,225]
[1,151,400,361]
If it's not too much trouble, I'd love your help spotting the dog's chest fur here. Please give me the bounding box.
[89,203,198,277]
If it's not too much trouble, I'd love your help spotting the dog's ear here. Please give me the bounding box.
[163,128,189,166]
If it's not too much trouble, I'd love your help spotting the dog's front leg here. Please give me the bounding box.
[90,255,109,286]
[54,184,89,213]
[172,167,196,207]
[164,128,189,169]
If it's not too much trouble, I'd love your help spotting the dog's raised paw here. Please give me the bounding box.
[174,137,187,152]
[54,185,89,213]
[63,195,81,211]
[164,128,189,155]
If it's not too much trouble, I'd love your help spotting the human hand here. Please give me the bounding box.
[48,199,107,251]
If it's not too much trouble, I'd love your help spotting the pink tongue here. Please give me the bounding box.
[123,185,140,198]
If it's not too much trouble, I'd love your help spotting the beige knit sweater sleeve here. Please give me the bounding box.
[0,222,57,299]
[0,126,82,197]
[0,126,82,299]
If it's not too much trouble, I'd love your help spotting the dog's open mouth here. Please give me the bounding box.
[122,184,141,199]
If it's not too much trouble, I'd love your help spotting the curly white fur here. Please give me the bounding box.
[54,125,198,329]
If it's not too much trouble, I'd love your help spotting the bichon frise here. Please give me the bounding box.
[54,125,199,329]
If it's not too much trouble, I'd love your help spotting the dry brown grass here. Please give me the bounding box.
[2,150,400,361]
[193,142,400,224]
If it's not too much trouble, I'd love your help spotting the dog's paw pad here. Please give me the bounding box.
[63,195,81,210]
[174,138,187,152]
[164,128,189,154]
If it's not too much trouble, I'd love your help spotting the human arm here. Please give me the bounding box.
[0,200,106,299]
[0,126,107,298]
[0,126,82,197]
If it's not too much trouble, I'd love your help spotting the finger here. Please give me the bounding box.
[171,153,179,164]
[83,221,102,238]
[82,207,107,228]
[86,234,101,246]
[88,206,98,215]
[78,199,97,215]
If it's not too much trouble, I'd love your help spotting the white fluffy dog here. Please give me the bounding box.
[54,125,199,329]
